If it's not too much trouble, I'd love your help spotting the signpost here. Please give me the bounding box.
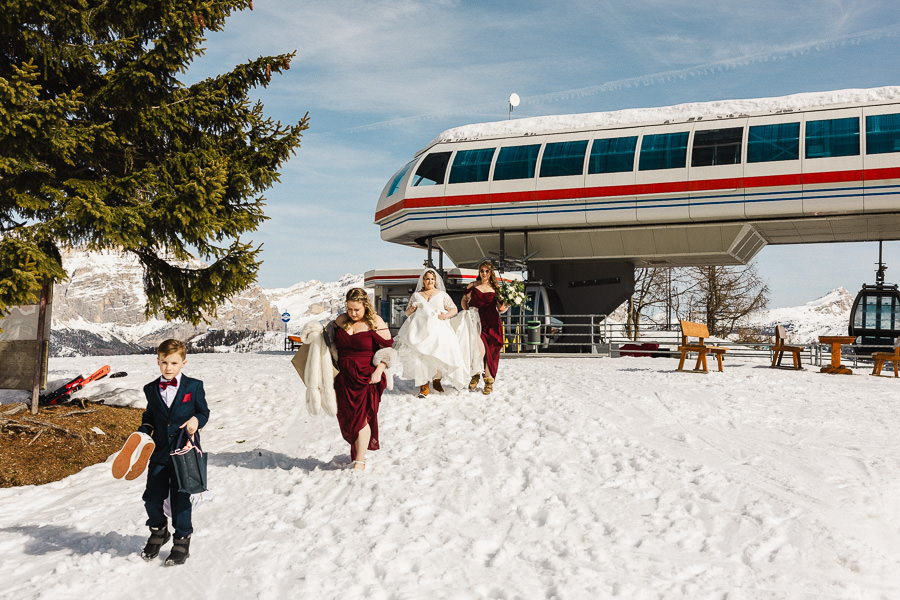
[281,312,290,351]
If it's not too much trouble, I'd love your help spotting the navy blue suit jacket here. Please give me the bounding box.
[138,375,210,465]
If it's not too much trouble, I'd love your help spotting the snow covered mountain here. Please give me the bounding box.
[49,249,362,356]
[744,287,855,343]
[47,249,855,355]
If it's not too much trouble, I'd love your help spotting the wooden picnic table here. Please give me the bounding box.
[818,335,857,374]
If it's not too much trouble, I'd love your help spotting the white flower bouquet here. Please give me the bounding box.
[497,280,528,307]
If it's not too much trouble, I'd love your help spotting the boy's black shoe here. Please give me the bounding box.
[141,525,170,560]
[165,535,191,566]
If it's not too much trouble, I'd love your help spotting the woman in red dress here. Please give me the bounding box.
[332,288,393,470]
[461,261,508,395]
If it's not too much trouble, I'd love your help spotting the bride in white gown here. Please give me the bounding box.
[396,269,469,397]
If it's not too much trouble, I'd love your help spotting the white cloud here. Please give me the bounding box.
[176,0,900,305]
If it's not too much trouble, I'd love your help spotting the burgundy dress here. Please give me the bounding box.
[469,287,503,378]
[333,327,393,460]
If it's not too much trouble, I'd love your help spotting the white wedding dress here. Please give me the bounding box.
[450,307,485,379]
[396,290,469,390]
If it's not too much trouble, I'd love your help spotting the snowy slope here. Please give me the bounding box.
[261,273,364,329]
[1,354,899,599]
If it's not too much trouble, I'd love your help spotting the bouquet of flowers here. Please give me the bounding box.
[497,279,528,308]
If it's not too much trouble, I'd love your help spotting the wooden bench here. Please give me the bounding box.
[871,338,900,377]
[770,325,804,370]
[677,320,727,373]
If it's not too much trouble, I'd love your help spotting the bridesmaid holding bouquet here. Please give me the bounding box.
[461,261,508,395]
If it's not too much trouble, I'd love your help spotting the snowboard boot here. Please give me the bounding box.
[468,374,480,391]
[483,374,494,395]
[432,378,444,393]
[418,383,429,398]
[141,524,171,560]
[165,534,191,566]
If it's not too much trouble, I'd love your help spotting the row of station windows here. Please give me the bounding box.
[386,113,900,196]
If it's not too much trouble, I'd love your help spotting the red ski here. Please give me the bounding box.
[39,365,110,405]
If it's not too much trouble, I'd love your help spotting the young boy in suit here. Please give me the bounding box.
[115,339,210,566]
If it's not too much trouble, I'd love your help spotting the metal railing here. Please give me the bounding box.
[499,314,892,368]
[501,313,609,353]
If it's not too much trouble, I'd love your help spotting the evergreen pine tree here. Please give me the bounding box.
[0,0,307,324]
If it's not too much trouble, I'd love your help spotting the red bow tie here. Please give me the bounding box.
[160,378,178,390]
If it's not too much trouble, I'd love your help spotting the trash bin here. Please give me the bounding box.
[526,321,541,345]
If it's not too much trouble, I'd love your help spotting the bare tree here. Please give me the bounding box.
[680,263,769,337]
[624,267,671,340]
[621,263,769,341]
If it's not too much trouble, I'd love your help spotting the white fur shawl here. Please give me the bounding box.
[300,321,337,417]
[373,347,398,391]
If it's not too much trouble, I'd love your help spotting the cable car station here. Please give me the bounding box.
[375,88,900,322]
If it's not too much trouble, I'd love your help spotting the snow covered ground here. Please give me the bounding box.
[2,352,899,599]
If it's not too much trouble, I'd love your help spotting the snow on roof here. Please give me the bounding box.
[428,87,900,148]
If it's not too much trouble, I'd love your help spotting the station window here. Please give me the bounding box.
[691,127,743,167]
[747,123,800,163]
[448,148,496,184]
[638,132,689,171]
[386,160,414,197]
[805,117,859,159]
[539,140,589,177]
[588,136,637,174]
[411,152,451,186]
[493,144,540,181]
[866,113,900,155]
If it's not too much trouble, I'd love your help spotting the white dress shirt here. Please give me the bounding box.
[159,374,182,408]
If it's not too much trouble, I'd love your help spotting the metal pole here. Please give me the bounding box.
[666,267,672,330]
[590,315,595,353]
[523,231,529,281]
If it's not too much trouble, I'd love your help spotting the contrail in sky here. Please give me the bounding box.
[348,23,900,133]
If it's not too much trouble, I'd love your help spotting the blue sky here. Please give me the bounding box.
[188,0,900,308]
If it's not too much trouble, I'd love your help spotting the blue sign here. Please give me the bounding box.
[281,312,291,323]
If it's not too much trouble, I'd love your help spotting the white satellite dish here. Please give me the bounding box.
[508,93,520,119]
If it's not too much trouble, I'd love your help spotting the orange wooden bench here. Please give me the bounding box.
[770,325,804,370]
[677,320,727,373]
[871,338,900,377]
[287,335,303,351]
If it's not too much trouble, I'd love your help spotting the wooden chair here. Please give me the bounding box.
[770,325,804,369]
[677,320,727,373]
[871,338,900,377]
[287,335,303,351]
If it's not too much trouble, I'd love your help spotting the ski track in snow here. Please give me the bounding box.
[2,354,900,599]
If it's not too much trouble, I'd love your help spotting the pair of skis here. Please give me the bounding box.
[39,365,113,406]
